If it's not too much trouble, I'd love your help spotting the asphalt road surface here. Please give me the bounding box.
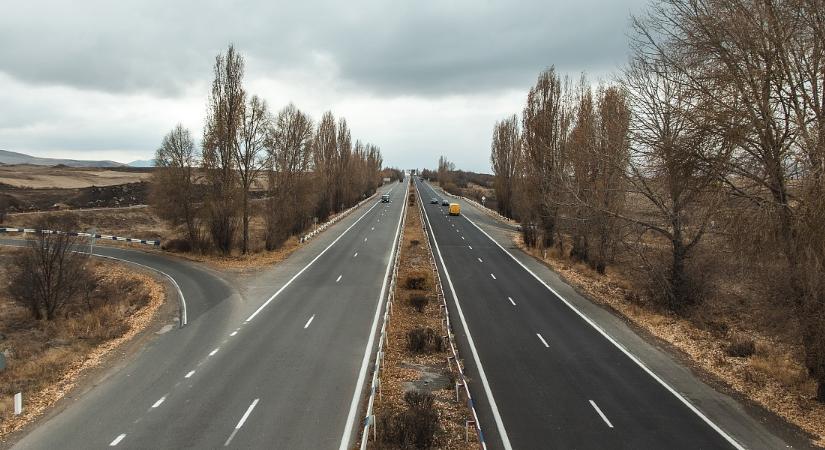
[415,178,790,450]
[7,180,408,450]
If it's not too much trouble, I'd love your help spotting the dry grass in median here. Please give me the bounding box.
[369,196,477,450]
[0,248,166,438]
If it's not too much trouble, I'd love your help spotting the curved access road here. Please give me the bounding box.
[6,180,408,450]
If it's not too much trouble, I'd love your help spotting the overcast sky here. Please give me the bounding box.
[0,0,648,172]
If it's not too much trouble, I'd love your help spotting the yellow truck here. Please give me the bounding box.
[448,203,461,216]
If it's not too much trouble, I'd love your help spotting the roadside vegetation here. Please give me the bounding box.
[424,0,825,445]
[0,216,166,437]
[151,44,385,258]
[367,183,476,449]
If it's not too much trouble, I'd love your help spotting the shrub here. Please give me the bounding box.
[377,391,439,449]
[409,296,428,313]
[410,239,421,247]
[404,272,430,290]
[726,334,756,358]
[407,327,443,354]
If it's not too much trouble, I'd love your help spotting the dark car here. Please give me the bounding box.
[430,198,439,204]
[381,194,390,203]
[441,200,449,206]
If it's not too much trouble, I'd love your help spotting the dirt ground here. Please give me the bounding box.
[0,247,167,438]
[0,165,151,189]
[368,193,477,449]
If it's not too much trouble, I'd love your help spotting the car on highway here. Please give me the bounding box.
[449,203,461,216]
[430,198,439,204]
[441,199,449,206]
[381,194,390,203]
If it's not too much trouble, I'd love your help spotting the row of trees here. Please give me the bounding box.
[490,0,825,400]
[152,45,384,255]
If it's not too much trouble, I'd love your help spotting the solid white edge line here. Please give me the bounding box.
[589,400,614,428]
[109,433,126,446]
[245,189,391,322]
[224,398,260,446]
[536,333,549,348]
[418,182,513,450]
[304,314,315,329]
[455,190,745,450]
[339,181,408,450]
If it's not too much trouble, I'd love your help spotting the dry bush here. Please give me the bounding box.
[409,296,429,313]
[404,272,430,290]
[376,391,439,449]
[726,334,756,358]
[406,327,443,354]
[161,238,193,253]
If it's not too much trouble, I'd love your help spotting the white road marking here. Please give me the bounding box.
[364,237,368,242]
[109,434,126,446]
[224,398,260,446]
[478,257,483,262]
[152,396,166,408]
[230,331,238,337]
[185,370,195,378]
[537,333,550,347]
[417,186,512,450]
[304,315,315,329]
[353,252,358,258]
[336,275,342,283]
[508,297,516,306]
[244,193,390,322]
[589,400,614,428]
[459,206,745,450]
[490,273,496,280]
[371,226,375,230]
[209,348,219,357]
[461,236,465,240]
[468,245,473,250]
[340,181,409,450]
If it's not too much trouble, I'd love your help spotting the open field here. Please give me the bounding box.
[0,165,151,189]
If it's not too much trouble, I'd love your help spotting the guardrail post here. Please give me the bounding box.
[455,381,463,402]
[466,420,476,442]
[14,392,22,415]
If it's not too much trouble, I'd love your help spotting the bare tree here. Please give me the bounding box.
[8,216,90,320]
[490,115,520,218]
[314,111,338,220]
[202,44,245,254]
[235,95,269,254]
[151,124,202,249]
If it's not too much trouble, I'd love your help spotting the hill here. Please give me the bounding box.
[0,149,124,168]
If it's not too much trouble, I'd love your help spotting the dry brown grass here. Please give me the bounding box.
[367,199,476,449]
[0,250,166,437]
[0,165,151,189]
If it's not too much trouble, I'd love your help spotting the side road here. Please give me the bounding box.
[422,180,812,450]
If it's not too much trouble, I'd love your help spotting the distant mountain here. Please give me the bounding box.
[0,149,125,168]
[127,159,155,167]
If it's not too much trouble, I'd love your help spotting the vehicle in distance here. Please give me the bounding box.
[381,194,390,203]
[441,199,449,206]
[449,203,461,216]
[430,198,439,204]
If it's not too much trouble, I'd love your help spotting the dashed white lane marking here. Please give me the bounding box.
[304,315,315,329]
[508,297,516,306]
[224,398,260,446]
[230,330,238,337]
[478,257,483,262]
[152,396,166,408]
[371,226,375,230]
[336,275,343,283]
[109,434,126,446]
[490,273,497,280]
[537,333,550,348]
[185,370,195,378]
[589,400,614,428]
[364,237,368,242]
[209,348,219,357]
[353,252,358,258]
[461,236,465,240]
[468,245,473,250]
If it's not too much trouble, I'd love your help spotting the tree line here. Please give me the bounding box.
[490,0,825,401]
[151,45,384,255]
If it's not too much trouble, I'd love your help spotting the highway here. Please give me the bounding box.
[414,178,795,450]
[8,180,407,450]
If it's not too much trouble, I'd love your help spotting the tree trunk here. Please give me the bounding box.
[242,190,249,255]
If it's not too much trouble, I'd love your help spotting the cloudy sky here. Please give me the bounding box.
[0,0,648,172]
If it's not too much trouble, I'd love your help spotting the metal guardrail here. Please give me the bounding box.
[416,184,486,449]
[0,227,161,246]
[300,192,379,244]
[437,186,517,226]
[359,185,407,449]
